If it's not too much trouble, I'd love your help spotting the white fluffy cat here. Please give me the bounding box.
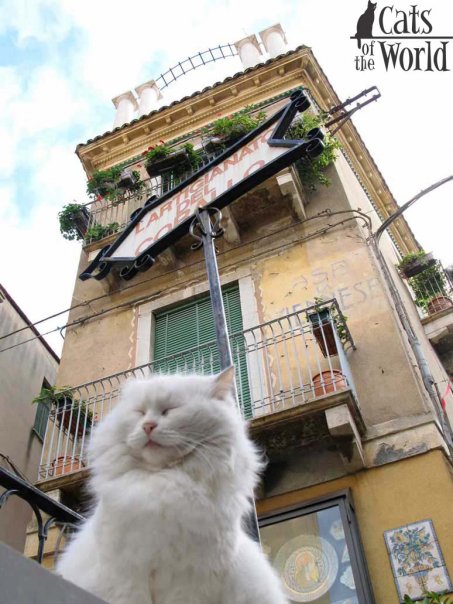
[56,368,288,604]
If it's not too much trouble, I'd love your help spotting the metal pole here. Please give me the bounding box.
[190,207,261,543]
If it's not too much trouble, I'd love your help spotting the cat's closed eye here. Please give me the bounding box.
[161,408,173,416]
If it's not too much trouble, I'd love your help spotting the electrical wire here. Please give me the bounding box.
[0,209,371,355]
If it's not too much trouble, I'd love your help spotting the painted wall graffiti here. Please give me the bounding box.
[271,258,383,317]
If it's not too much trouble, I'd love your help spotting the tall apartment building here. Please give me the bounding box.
[21,26,453,603]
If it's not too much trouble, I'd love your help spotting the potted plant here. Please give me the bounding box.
[87,166,123,199]
[142,142,182,177]
[307,298,349,357]
[286,112,341,191]
[117,169,144,193]
[203,108,266,150]
[51,456,85,476]
[85,222,120,242]
[398,251,436,278]
[312,370,347,397]
[58,203,90,241]
[32,386,93,438]
[405,260,453,315]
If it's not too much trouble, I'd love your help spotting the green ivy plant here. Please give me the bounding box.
[182,143,203,171]
[404,592,452,603]
[32,385,72,406]
[85,222,120,242]
[58,203,88,241]
[287,113,341,191]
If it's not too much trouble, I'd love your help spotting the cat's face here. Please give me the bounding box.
[368,1,377,10]
[92,369,239,471]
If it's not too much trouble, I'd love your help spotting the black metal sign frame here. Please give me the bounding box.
[80,89,324,282]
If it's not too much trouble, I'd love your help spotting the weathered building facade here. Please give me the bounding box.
[0,284,59,552]
[25,28,453,602]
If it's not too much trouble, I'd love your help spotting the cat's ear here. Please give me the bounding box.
[211,366,235,401]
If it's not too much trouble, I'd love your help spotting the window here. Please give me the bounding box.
[259,492,374,604]
[153,284,252,416]
[33,380,51,441]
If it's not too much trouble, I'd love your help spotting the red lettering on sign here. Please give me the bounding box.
[146,211,159,228]
[155,224,172,240]
[224,154,239,170]
[209,165,224,183]
[135,220,145,234]
[159,201,173,217]
[238,146,253,161]
[190,179,204,193]
[243,160,265,177]
[135,237,154,256]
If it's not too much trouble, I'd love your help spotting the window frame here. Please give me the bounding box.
[259,489,375,604]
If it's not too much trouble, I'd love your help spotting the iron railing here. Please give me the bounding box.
[0,467,83,563]
[83,146,225,244]
[37,300,355,480]
[405,261,453,318]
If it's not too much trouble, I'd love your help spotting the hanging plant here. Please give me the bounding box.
[287,113,341,191]
[86,166,123,199]
[398,251,436,278]
[58,203,90,241]
[404,257,452,313]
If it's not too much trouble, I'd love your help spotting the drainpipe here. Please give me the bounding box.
[371,175,453,448]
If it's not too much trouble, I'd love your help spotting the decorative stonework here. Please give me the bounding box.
[384,519,452,602]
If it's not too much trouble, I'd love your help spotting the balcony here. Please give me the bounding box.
[37,300,364,484]
[403,261,453,346]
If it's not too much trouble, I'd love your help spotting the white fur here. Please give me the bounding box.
[56,370,288,604]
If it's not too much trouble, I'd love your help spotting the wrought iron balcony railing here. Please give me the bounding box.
[404,261,453,318]
[37,300,356,481]
[0,467,83,563]
[83,147,226,244]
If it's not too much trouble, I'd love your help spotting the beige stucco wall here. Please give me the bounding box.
[57,160,431,434]
[257,449,453,604]
[0,292,59,551]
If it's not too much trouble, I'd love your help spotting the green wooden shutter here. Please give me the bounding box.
[153,285,251,417]
[33,402,49,441]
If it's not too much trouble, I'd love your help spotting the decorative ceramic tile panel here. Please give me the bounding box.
[384,519,452,602]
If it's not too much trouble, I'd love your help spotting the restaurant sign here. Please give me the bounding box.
[80,89,324,282]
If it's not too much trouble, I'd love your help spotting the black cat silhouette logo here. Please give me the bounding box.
[354,0,377,48]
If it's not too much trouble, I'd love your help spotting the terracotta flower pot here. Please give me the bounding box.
[308,310,338,357]
[52,456,84,476]
[427,296,453,315]
[312,370,347,397]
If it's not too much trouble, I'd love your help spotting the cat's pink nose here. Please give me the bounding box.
[142,421,157,435]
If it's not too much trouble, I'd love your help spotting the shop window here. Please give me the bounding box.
[259,491,374,603]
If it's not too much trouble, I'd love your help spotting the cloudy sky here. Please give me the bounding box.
[0,0,452,356]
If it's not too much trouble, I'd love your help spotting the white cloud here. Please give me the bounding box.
[1,0,452,361]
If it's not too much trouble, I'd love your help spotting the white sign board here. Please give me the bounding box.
[112,125,288,259]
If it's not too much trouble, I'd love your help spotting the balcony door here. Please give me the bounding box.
[153,284,251,417]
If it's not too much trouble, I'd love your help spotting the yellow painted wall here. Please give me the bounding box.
[257,450,453,603]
